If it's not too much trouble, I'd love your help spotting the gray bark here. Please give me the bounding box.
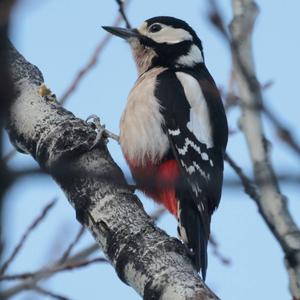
[230,1,300,299]
[4,43,218,300]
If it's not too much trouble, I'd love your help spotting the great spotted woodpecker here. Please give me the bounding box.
[103,16,228,280]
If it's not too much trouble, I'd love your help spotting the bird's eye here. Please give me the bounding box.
[149,24,162,33]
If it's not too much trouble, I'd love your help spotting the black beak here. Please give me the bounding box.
[102,26,141,40]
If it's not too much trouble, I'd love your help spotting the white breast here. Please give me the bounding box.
[120,68,169,166]
[176,72,213,148]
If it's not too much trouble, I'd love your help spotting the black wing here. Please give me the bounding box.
[155,67,228,279]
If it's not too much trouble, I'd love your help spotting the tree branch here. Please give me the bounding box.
[0,257,108,281]
[4,43,218,299]
[0,199,56,275]
[230,1,300,298]
[0,244,99,298]
[31,285,69,300]
[115,0,131,29]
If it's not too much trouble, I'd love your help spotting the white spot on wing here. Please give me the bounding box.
[191,182,202,197]
[180,159,210,181]
[177,138,211,162]
[168,128,180,136]
[180,159,195,174]
[176,45,203,67]
[177,138,200,155]
[201,152,209,160]
[176,72,214,148]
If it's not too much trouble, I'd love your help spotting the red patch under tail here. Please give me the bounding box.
[127,158,180,216]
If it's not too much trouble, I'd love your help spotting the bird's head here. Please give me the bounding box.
[103,16,204,74]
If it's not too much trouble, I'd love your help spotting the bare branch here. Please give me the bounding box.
[229,1,300,298]
[115,0,131,29]
[58,226,85,264]
[263,104,300,159]
[0,257,108,281]
[225,153,259,202]
[209,235,231,266]
[32,286,70,300]
[0,243,98,298]
[0,199,57,275]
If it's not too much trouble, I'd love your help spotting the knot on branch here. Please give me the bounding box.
[35,118,98,170]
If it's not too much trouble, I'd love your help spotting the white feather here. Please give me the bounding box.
[168,128,180,136]
[176,72,213,148]
[120,67,169,166]
[176,45,203,67]
[177,202,188,243]
[139,22,193,44]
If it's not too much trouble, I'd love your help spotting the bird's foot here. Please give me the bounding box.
[86,115,119,150]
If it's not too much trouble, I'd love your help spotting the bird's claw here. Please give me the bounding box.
[86,114,119,150]
[86,114,108,150]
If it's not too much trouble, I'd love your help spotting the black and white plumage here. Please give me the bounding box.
[103,16,228,280]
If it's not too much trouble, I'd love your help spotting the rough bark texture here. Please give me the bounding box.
[230,1,300,299]
[5,43,218,300]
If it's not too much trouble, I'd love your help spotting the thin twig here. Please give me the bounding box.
[0,257,108,281]
[0,199,57,275]
[263,104,300,158]
[32,285,70,300]
[0,244,98,298]
[209,234,231,266]
[224,153,259,202]
[115,0,131,29]
[60,1,131,104]
[58,226,85,264]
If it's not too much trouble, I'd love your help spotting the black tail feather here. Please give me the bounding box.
[178,198,209,280]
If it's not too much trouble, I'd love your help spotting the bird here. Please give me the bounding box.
[103,16,228,280]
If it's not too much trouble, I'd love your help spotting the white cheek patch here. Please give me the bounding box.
[176,44,203,67]
[149,27,193,44]
[138,22,148,35]
[176,72,214,148]
[138,22,193,44]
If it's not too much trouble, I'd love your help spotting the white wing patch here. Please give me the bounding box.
[176,72,213,148]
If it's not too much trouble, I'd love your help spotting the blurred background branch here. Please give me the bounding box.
[229,0,300,298]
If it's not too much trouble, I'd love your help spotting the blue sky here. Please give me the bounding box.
[2,0,300,299]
